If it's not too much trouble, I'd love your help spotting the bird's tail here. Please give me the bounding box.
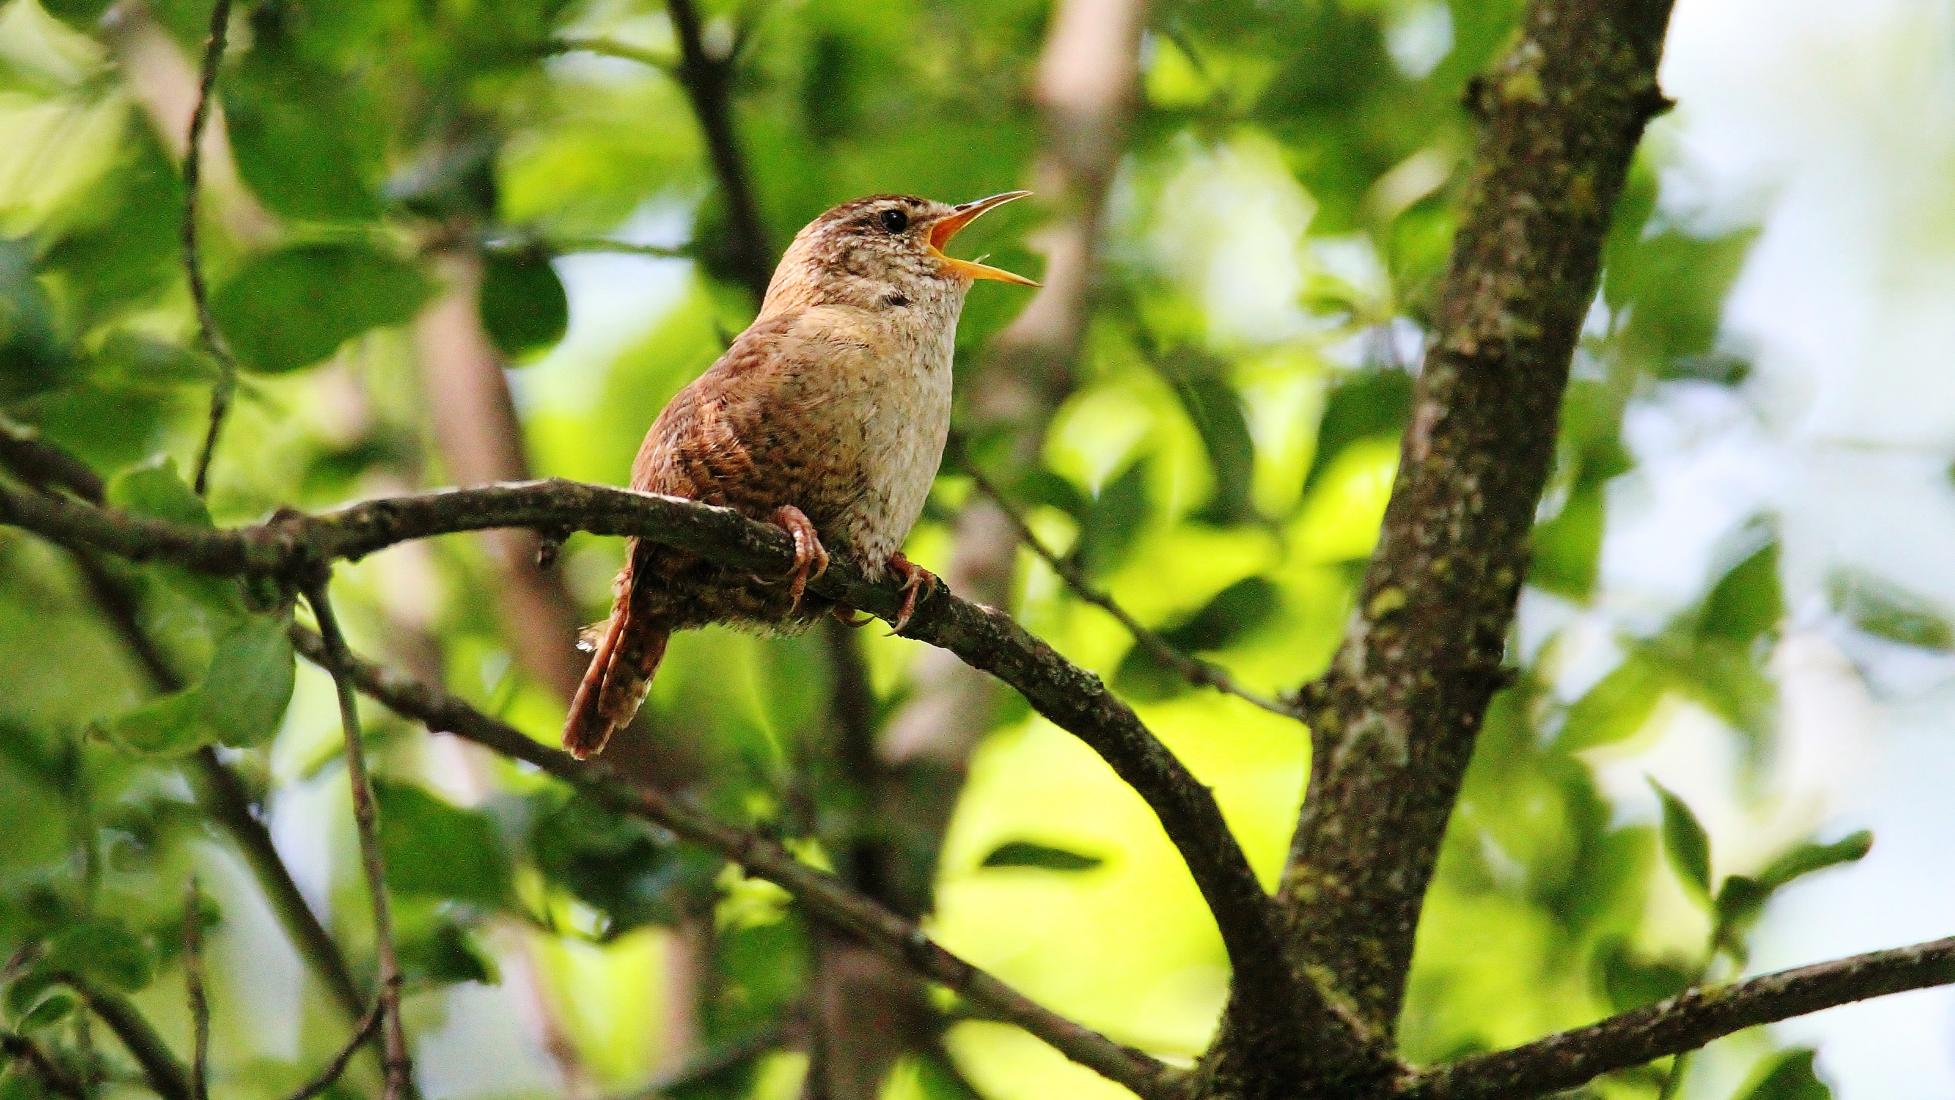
[562,599,668,760]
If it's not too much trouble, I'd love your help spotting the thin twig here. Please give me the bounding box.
[286,625,1183,1099]
[481,233,692,260]
[183,0,240,497]
[304,581,414,1100]
[283,1002,383,1100]
[2,1030,88,1098]
[184,876,211,1100]
[956,450,1303,720]
[0,443,375,1035]
[665,0,774,297]
[1400,935,1955,1099]
[71,979,193,1100]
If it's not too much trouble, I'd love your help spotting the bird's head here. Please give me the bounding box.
[760,191,1037,316]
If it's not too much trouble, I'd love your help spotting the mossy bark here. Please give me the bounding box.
[1194,0,1679,1096]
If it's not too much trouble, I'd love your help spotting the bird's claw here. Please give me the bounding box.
[831,604,874,627]
[886,552,938,634]
[770,505,829,613]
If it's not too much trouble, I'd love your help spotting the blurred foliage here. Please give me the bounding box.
[0,0,1931,1097]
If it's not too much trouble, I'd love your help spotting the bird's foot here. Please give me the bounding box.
[769,505,829,613]
[831,604,874,627]
[886,551,938,634]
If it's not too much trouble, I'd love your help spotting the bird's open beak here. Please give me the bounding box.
[929,191,1039,286]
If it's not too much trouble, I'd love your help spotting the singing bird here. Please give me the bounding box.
[562,191,1038,759]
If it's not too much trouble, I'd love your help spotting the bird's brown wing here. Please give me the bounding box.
[562,317,831,757]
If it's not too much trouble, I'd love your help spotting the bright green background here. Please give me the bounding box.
[2,0,1951,1097]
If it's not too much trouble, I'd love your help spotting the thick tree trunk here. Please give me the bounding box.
[1198,0,1680,1095]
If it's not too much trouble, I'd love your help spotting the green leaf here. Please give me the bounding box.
[1713,874,1772,946]
[14,989,75,1031]
[1737,1049,1831,1100]
[107,459,212,528]
[1826,570,1955,651]
[1530,479,1605,600]
[979,840,1105,873]
[1604,227,1759,372]
[479,249,569,359]
[210,243,432,374]
[0,1069,42,1100]
[1665,637,1776,740]
[1758,831,1873,892]
[375,782,511,908]
[1303,368,1413,496]
[1556,654,1665,752]
[45,919,153,992]
[1170,576,1281,652]
[97,688,208,756]
[528,791,698,932]
[397,918,497,987]
[223,51,382,222]
[0,238,72,402]
[1649,778,1712,901]
[1069,460,1150,578]
[1169,370,1258,525]
[1594,938,1693,1013]
[1701,529,1782,645]
[197,613,296,747]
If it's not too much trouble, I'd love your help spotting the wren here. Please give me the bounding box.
[562,191,1037,758]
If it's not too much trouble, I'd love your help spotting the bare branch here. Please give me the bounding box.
[1275,0,1679,1035]
[303,582,413,1099]
[183,876,211,1100]
[71,979,192,1100]
[1400,936,1955,1100]
[958,452,1302,719]
[0,417,105,501]
[0,477,1299,1019]
[287,625,1183,1099]
[182,0,241,497]
[665,0,774,298]
[283,1002,383,1100]
[2,1030,87,1099]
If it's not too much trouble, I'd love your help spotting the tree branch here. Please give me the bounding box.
[283,1002,382,1100]
[0,477,1310,1041]
[0,436,373,1032]
[182,0,240,497]
[71,979,192,1100]
[1399,936,1955,1099]
[958,451,1301,719]
[183,876,211,1100]
[286,624,1182,1098]
[666,0,774,298]
[1274,0,1678,1035]
[2,1030,87,1099]
[0,418,105,502]
[303,582,413,1099]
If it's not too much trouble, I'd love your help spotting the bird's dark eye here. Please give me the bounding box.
[878,208,909,233]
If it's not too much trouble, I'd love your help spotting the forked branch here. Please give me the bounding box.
[0,476,1313,1038]
[1401,935,1955,1099]
[287,624,1182,1097]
